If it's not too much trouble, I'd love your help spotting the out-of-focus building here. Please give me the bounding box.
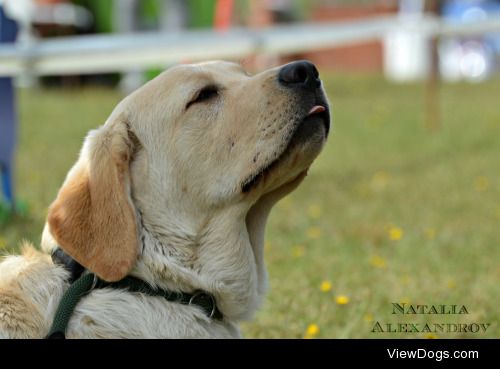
[304,1,398,73]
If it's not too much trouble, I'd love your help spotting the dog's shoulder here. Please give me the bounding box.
[66,288,240,338]
[0,242,69,338]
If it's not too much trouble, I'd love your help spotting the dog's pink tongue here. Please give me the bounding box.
[308,105,326,116]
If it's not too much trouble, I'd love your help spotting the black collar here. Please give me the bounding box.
[52,248,85,283]
[51,248,223,327]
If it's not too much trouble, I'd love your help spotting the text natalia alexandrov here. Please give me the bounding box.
[371,303,492,334]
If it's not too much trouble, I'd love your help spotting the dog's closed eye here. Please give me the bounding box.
[186,86,219,109]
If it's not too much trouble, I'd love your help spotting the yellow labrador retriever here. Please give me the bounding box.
[0,60,330,338]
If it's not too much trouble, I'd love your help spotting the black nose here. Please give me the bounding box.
[278,60,321,91]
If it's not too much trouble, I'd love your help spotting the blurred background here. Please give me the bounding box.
[0,0,499,338]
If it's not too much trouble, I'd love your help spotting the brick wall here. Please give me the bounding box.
[303,4,398,72]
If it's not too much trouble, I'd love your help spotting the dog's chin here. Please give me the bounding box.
[241,113,328,194]
[288,113,328,151]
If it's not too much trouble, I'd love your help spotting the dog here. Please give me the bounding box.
[0,60,330,338]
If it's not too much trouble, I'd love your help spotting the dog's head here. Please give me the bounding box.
[45,60,330,281]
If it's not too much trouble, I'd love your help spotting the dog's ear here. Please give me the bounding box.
[47,117,139,282]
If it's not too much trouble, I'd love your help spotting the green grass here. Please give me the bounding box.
[1,75,499,338]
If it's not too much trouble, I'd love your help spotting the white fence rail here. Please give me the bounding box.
[0,15,499,77]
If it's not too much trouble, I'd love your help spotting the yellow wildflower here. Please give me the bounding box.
[307,204,322,219]
[292,245,305,258]
[303,324,320,339]
[370,255,387,269]
[363,313,374,322]
[307,226,322,239]
[320,280,332,293]
[335,295,350,305]
[400,297,410,305]
[388,226,403,241]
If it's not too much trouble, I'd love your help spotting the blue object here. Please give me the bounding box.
[442,0,500,53]
[0,6,18,209]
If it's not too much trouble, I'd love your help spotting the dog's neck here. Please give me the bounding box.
[126,180,300,322]
[124,203,267,321]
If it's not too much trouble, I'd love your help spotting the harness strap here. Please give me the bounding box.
[46,273,95,339]
[46,272,223,339]
[47,249,223,339]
